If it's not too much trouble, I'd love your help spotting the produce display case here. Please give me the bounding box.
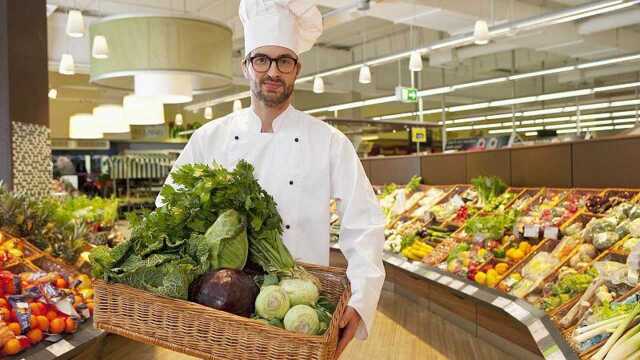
[0,230,99,359]
[372,177,640,359]
[94,263,350,360]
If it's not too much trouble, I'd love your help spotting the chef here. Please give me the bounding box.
[158,0,385,357]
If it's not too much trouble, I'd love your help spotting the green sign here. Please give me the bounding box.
[396,86,418,103]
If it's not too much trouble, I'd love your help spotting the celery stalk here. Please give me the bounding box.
[604,322,640,360]
[593,303,640,360]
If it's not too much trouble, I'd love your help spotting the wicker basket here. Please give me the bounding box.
[94,263,351,360]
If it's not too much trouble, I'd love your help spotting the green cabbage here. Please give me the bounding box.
[280,279,319,307]
[204,209,248,270]
[284,305,320,335]
[255,285,290,320]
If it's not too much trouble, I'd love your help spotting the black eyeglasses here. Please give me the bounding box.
[247,54,298,74]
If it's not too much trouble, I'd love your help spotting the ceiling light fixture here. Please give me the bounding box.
[204,106,213,120]
[66,10,85,38]
[93,104,130,133]
[48,89,57,99]
[473,20,490,45]
[409,51,423,72]
[123,95,165,125]
[359,64,372,84]
[313,76,325,94]
[92,35,109,59]
[58,54,75,75]
[69,114,102,139]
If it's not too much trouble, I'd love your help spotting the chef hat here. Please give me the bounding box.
[239,0,323,56]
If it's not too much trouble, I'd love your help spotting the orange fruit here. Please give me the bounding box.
[50,318,65,334]
[46,310,58,322]
[36,315,49,332]
[0,298,8,308]
[0,307,10,321]
[64,318,77,333]
[29,315,37,330]
[7,322,20,336]
[2,338,21,355]
[87,302,94,314]
[74,295,83,305]
[27,328,43,344]
[55,277,68,289]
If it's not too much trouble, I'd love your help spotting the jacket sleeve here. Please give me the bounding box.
[154,130,204,208]
[329,131,386,340]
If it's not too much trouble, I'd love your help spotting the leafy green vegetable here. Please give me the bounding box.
[405,176,422,194]
[464,210,519,241]
[471,176,507,208]
[90,161,311,299]
[204,209,248,270]
[284,304,320,335]
[280,279,319,306]
[255,285,290,320]
[380,183,398,199]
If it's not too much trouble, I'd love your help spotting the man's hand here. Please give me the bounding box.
[335,306,361,359]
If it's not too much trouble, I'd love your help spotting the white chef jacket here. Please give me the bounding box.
[157,105,386,340]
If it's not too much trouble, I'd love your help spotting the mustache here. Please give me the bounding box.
[259,76,285,86]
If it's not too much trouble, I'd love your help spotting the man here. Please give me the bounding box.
[158,0,385,357]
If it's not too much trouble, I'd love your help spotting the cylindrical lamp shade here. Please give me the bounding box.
[474,20,490,45]
[90,15,232,93]
[233,100,242,112]
[92,35,109,59]
[59,54,75,75]
[123,95,165,125]
[204,106,213,120]
[69,114,102,139]
[409,51,423,72]
[313,76,325,94]
[66,10,85,38]
[135,73,193,104]
[93,104,130,133]
[359,65,371,84]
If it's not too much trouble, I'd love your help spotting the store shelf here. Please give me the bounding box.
[330,244,577,360]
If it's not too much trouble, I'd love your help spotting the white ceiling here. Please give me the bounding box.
[45,0,640,113]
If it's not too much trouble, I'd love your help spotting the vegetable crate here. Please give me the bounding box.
[94,263,351,360]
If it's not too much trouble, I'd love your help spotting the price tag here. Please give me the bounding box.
[425,271,440,281]
[461,285,479,296]
[491,297,512,308]
[524,224,540,239]
[449,279,465,290]
[47,339,75,356]
[544,346,567,360]
[437,276,453,285]
[544,226,559,240]
[505,302,530,321]
[528,320,549,342]
[451,195,465,209]
[391,190,406,214]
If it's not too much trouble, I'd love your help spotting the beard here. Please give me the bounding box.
[251,76,294,107]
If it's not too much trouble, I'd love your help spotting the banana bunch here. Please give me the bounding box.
[401,241,433,261]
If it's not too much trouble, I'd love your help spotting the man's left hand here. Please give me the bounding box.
[335,306,361,359]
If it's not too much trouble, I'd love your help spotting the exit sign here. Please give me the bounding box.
[395,86,418,103]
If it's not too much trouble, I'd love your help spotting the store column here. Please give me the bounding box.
[0,0,51,198]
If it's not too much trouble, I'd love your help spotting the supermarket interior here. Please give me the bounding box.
[2,0,640,359]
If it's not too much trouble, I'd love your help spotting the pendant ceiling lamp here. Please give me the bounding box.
[90,15,233,104]
[59,54,75,75]
[92,35,109,59]
[69,114,102,139]
[66,10,85,38]
[204,106,213,120]
[474,20,490,45]
[93,104,130,133]
[233,100,243,112]
[175,113,184,126]
[359,65,371,84]
[123,95,165,125]
[313,76,325,94]
[409,51,423,72]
